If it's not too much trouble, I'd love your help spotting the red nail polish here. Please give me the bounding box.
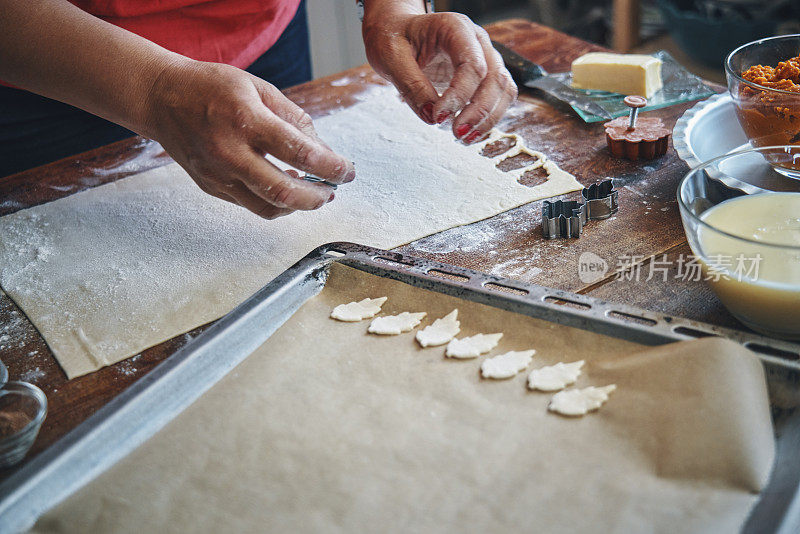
[456,124,472,138]
[436,111,451,124]
[328,192,335,202]
[465,130,482,143]
[422,102,434,123]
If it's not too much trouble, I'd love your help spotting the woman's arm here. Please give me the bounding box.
[0,0,354,219]
[361,0,517,143]
[0,0,170,135]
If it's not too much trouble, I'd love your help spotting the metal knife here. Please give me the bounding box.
[302,175,338,189]
[492,41,613,120]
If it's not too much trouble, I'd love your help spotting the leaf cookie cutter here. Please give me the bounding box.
[542,200,587,239]
[542,179,619,239]
[581,179,618,220]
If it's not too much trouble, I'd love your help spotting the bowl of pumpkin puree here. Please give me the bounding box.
[726,35,800,178]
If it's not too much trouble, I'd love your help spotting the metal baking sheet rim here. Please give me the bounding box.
[1,241,799,534]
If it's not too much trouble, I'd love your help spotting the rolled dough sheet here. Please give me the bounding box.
[34,264,775,533]
[0,87,582,378]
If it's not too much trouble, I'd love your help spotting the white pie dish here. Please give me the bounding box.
[673,92,746,169]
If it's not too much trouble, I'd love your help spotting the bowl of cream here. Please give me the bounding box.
[678,145,800,339]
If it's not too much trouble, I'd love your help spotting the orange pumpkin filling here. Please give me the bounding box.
[742,55,800,94]
[735,55,800,159]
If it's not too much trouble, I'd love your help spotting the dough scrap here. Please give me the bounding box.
[445,333,503,359]
[415,309,460,347]
[368,312,426,335]
[330,297,388,322]
[548,385,617,417]
[527,360,585,392]
[480,350,535,379]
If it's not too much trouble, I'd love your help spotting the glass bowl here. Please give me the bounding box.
[725,35,800,179]
[0,381,47,468]
[678,146,800,339]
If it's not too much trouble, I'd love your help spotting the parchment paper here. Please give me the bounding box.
[34,264,775,533]
[0,87,582,379]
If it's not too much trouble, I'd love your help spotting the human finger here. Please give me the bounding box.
[430,14,488,124]
[452,29,517,141]
[249,110,354,185]
[377,39,440,124]
[233,149,335,211]
[254,81,336,149]
[223,180,297,220]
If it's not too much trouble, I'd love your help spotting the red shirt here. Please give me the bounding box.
[70,0,302,68]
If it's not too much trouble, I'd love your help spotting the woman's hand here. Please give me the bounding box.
[144,60,355,219]
[0,1,355,220]
[362,2,517,143]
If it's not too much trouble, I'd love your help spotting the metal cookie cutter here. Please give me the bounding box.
[542,200,587,239]
[581,179,618,220]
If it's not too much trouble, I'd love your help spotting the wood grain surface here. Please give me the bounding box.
[0,20,739,482]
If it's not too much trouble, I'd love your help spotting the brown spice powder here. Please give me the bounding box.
[0,411,32,437]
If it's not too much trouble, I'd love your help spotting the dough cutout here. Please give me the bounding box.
[480,349,535,379]
[480,135,517,158]
[480,130,572,189]
[527,360,585,392]
[445,333,503,359]
[330,297,388,322]
[368,312,426,335]
[416,309,460,347]
[548,385,617,417]
[518,166,549,187]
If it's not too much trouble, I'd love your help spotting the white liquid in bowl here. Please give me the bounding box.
[697,192,800,338]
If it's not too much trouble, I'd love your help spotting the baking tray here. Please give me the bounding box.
[1,242,799,533]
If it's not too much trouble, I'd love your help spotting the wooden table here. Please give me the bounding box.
[0,20,735,482]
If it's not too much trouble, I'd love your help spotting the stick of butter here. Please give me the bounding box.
[571,53,663,98]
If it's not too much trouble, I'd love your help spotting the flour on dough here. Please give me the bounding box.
[445,333,503,359]
[415,309,460,347]
[330,297,388,322]
[368,312,426,335]
[548,385,616,417]
[527,360,585,392]
[480,350,535,379]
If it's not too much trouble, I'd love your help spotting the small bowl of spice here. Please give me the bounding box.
[0,381,47,468]
[726,35,800,178]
